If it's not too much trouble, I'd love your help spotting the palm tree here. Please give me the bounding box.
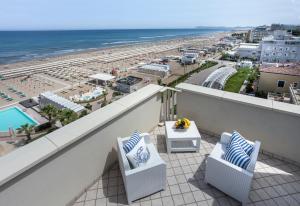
[40,105,58,124]
[58,109,78,126]
[103,90,108,102]
[17,124,35,143]
[85,103,92,111]
[157,78,162,86]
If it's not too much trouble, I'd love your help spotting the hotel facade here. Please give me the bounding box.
[260,31,300,63]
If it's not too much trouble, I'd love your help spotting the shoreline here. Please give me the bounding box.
[0,31,230,71]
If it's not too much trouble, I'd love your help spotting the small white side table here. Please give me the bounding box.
[165,121,201,153]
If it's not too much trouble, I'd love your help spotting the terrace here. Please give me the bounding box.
[0,83,300,206]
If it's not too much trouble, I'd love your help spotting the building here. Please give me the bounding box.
[235,43,261,60]
[39,91,85,113]
[138,64,170,78]
[258,63,300,93]
[270,24,300,32]
[181,53,199,65]
[219,36,241,46]
[1,83,300,206]
[115,76,143,93]
[249,25,270,43]
[237,60,253,68]
[89,73,115,85]
[260,30,300,63]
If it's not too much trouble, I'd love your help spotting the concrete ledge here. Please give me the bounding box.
[176,83,300,117]
[0,84,162,187]
[0,138,58,185]
[176,83,300,164]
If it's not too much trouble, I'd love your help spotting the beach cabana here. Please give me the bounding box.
[89,73,116,86]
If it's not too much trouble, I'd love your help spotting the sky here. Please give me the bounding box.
[0,0,300,30]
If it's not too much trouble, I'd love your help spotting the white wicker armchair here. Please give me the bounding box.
[204,132,261,205]
[117,133,166,204]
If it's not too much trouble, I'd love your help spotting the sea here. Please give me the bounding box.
[0,28,231,65]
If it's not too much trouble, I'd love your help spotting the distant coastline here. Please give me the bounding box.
[0,28,230,65]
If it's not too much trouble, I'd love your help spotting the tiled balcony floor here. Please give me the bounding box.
[73,126,300,206]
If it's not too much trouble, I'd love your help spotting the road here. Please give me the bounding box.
[184,58,237,86]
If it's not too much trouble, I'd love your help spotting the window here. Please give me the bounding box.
[277,80,285,88]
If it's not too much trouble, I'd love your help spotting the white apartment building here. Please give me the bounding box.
[260,30,300,63]
[235,43,261,60]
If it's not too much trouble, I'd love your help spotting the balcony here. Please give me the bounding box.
[0,83,300,206]
[73,126,300,206]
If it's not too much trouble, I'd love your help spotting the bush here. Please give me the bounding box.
[246,83,254,93]
[79,110,88,118]
[112,91,122,97]
[255,91,268,99]
[35,122,52,132]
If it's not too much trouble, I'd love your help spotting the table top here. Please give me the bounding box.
[165,121,201,140]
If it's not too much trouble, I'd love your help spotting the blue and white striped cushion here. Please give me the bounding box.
[224,140,251,169]
[123,131,142,153]
[228,131,254,156]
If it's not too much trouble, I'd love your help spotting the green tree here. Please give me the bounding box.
[102,90,108,107]
[58,109,78,126]
[41,105,58,125]
[85,103,92,111]
[79,110,88,118]
[157,78,162,86]
[103,90,108,102]
[17,124,35,143]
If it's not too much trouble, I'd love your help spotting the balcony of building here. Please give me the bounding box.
[0,83,300,206]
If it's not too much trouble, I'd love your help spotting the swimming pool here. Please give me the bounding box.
[0,107,38,131]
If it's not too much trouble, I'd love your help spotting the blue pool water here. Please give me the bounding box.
[0,107,38,131]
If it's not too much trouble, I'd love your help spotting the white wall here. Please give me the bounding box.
[0,84,162,206]
[176,83,300,163]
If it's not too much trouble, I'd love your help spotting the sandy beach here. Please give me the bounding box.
[0,32,231,108]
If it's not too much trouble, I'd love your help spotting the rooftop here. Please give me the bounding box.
[260,64,300,76]
[116,76,143,86]
[139,64,170,72]
[89,73,116,81]
[238,43,260,50]
[39,91,85,112]
[72,126,300,206]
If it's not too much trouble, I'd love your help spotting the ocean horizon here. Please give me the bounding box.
[0,28,230,65]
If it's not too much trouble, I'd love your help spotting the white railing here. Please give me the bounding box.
[160,87,181,121]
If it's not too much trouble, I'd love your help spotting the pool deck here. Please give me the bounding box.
[0,103,47,125]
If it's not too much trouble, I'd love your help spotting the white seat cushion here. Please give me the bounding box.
[228,131,254,156]
[123,131,142,153]
[224,140,251,170]
[126,137,150,168]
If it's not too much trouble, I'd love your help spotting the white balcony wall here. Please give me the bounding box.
[0,84,162,206]
[176,83,300,164]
